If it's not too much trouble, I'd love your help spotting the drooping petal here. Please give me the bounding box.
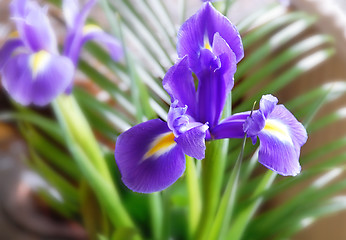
[257,132,301,176]
[114,119,186,193]
[10,0,57,53]
[210,112,250,139]
[2,51,74,106]
[82,27,123,61]
[243,95,307,176]
[258,104,307,176]
[211,120,246,139]
[176,123,208,160]
[177,2,243,72]
[0,38,24,70]
[266,104,308,148]
[163,56,197,118]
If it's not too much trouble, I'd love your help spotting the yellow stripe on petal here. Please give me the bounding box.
[83,24,103,35]
[263,119,292,144]
[29,50,51,79]
[9,31,19,39]
[204,41,212,51]
[144,132,176,160]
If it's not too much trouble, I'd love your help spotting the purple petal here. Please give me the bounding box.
[257,133,301,176]
[260,94,278,118]
[0,38,24,70]
[267,105,308,147]
[221,111,251,122]
[62,0,79,28]
[177,2,243,72]
[11,0,57,53]
[257,105,307,176]
[163,56,197,118]
[200,48,220,72]
[211,32,237,93]
[82,28,123,62]
[195,34,237,127]
[176,123,208,160]
[114,119,186,193]
[243,110,266,144]
[167,101,190,136]
[211,112,250,139]
[63,0,97,64]
[211,120,246,139]
[2,52,74,106]
[10,0,26,17]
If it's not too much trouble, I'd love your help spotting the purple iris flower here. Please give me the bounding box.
[115,2,243,193]
[0,0,122,106]
[62,0,122,67]
[243,95,308,176]
[114,2,307,193]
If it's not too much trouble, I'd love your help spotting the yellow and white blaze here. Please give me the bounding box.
[204,41,212,51]
[9,31,19,39]
[29,50,51,79]
[143,132,176,160]
[262,119,293,144]
[83,24,103,35]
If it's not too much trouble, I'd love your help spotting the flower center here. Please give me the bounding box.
[144,132,176,159]
[29,50,51,79]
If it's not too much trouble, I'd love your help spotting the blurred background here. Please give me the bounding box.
[0,0,346,239]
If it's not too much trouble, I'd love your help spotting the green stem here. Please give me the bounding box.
[149,193,164,240]
[208,134,247,240]
[53,95,137,232]
[186,156,202,239]
[196,139,229,240]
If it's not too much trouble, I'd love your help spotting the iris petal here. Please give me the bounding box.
[82,29,123,62]
[0,38,24,70]
[267,105,308,147]
[259,94,278,118]
[62,0,79,29]
[63,0,97,65]
[257,103,307,176]
[167,101,189,136]
[210,112,249,139]
[243,110,266,144]
[2,52,74,106]
[177,2,243,72]
[257,132,301,176]
[163,56,197,118]
[114,119,186,193]
[211,32,237,93]
[10,0,57,53]
[176,124,208,160]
